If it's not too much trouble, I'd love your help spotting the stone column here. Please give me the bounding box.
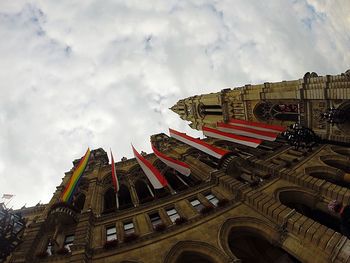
[69,212,93,263]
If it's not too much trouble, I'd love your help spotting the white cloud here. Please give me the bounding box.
[0,0,349,208]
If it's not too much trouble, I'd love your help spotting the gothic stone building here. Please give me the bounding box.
[7,70,350,263]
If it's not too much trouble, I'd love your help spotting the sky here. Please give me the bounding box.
[0,0,349,209]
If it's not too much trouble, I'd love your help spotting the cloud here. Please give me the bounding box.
[0,0,349,208]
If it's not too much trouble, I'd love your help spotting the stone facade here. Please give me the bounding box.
[7,70,350,263]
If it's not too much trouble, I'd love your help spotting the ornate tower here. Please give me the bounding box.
[171,70,350,143]
[7,70,350,263]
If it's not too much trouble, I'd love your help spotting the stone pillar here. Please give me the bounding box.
[69,212,93,263]
[128,180,139,207]
[84,178,98,213]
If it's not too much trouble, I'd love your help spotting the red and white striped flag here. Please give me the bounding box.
[217,122,278,141]
[132,145,168,189]
[169,128,229,159]
[151,144,191,176]
[203,126,262,148]
[228,118,286,133]
[110,150,119,192]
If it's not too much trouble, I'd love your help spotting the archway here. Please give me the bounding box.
[321,156,350,174]
[164,241,229,263]
[276,188,341,232]
[331,146,350,157]
[176,251,214,263]
[336,101,350,132]
[228,231,299,263]
[219,217,299,263]
[305,166,348,188]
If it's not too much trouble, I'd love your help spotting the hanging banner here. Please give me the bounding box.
[228,118,286,133]
[61,148,91,203]
[110,150,119,192]
[151,144,191,176]
[169,128,229,159]
[203,126,262,148]
[132,145,168,189]
[217,122,278,141]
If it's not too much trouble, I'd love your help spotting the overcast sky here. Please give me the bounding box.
[0,0,349,209]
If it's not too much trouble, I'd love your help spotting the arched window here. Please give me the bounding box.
[135,180,154,204]
[278,190,341,232]
[73,193,85,212]
[321,158,350,174]
[164,170,188,192]
[118,184,133,210]
[331,147,350,157]
[104,188,116,213]
[164,241,228,263]
[306,166,348,188]
[254,102,299,122]
[336,101,350,132]
[198,104,222,116]
[270,104,299,121]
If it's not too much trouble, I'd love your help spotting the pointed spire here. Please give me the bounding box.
[170,100,183,115]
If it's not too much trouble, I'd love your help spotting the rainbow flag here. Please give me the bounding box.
[60,148,91,203]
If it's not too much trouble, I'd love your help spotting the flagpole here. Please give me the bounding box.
[175,173,189,187]
[116,193,119,209]
[110,148,119,209]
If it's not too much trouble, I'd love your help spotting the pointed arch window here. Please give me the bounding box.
[164,170,188,192]
[278,190,341,233]
[254,102,299,122]
[104,188,116,213]
[198,104,223,116]
[322,158,350,174]
[135,180,154,204]
[118,184,133,210]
